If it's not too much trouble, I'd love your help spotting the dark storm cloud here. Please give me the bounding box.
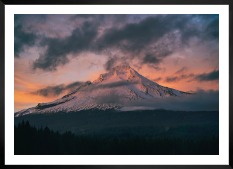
[32,15,130,71]
[15,14,219,71]
[143,54,161,64]
[97,15,184,51]
[33,22,98,71]
[14,25,37,57]
[100,15,217,69]
[208,19,219,39]
[179,14,219,43]
[127,90,219,111]
[195,70,219,81]
[98,14,219,67]
[201,15,219,41]
[32,81,83,97]
[14,15,47,57]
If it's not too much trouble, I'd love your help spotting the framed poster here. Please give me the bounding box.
[0,0,232,168]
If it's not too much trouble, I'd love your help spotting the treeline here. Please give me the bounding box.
[15,121,219,155]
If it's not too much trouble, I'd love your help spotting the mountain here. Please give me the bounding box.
[15,65,190,117]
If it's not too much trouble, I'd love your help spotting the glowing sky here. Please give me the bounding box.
[14,14,219,112]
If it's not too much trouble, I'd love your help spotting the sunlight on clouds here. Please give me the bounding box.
[14,14,219,111]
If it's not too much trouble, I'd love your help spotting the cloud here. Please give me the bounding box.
[15,14,219,71]
[100,81,136,88]
[96,92,123,105]
[143,54,161,64]
[151,65,165,71]
[32,14,128,69]
[175,67,188,74]
[126,90,219,111]
[180,14,219,43]
[14,15,47,57]
[32,80,135,98]
[153,77,163,82]
[103,14,217,69]
[104,57,119,70]
[165,77,179,83]
[65,81,83,90]
[97,15,187,51]
[33,22,98,71]
[85,81,138,93]
[195,70,219,81]
[165,74,195,83]
[31,81,83,97]
[203,15,219,40]
[97,15,185,67]
[164,70,219,83]
[14,25,37,57]
[32,85,64,97]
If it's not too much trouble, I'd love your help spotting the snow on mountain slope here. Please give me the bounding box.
[15,65,190,117]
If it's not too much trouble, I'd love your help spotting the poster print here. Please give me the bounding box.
[14,14,219,155]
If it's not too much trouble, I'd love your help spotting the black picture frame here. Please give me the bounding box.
[0,0,232,168]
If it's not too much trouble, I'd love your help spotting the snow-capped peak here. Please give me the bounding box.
[15,64,190,117]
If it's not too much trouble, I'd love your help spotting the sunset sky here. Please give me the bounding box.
[14,14,219,112]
